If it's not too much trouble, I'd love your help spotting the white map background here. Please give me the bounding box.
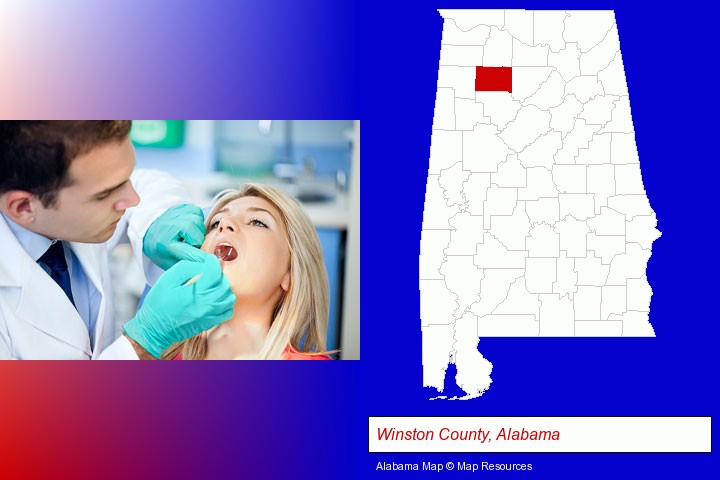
[420,10,661,400]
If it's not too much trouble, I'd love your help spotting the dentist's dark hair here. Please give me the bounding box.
[0,121,132,207]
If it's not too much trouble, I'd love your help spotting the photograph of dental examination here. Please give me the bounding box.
[0,120,359,360]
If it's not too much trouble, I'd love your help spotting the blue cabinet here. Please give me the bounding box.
[316,227,343,352]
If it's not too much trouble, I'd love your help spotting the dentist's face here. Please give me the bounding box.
[201,196,291,307]
[33,137,140,243]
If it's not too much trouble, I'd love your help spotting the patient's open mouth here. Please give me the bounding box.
[214,244,238,262]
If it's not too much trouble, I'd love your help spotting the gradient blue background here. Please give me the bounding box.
[0,0,718,478]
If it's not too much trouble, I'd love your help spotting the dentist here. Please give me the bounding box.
[0,121,235,359]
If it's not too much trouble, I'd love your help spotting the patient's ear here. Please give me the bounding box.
[2,190,37,226]
[281,271,290,292]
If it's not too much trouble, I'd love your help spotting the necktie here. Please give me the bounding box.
[38,241,76,307]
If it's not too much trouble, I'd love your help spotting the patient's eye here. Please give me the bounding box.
[249,218,268,228]
[208,219,220,230]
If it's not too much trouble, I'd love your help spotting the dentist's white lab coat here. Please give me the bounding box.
[0,169,191,360]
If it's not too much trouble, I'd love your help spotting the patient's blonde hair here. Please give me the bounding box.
[161,184,330,360]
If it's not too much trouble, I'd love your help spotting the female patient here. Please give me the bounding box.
[162,184,332,360]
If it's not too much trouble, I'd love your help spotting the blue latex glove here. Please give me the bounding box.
[143,204,207,271]
[123,254,235,358]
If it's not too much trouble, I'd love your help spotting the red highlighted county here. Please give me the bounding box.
[475,66,512,93]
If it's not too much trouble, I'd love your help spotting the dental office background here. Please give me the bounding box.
[111,120,360,359]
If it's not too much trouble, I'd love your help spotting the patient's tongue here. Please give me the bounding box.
[214,245,237,261]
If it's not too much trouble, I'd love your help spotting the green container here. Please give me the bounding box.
[130,120,185,148]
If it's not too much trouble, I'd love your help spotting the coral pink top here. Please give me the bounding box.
[173,345,332,360]
[281,345,332,360]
